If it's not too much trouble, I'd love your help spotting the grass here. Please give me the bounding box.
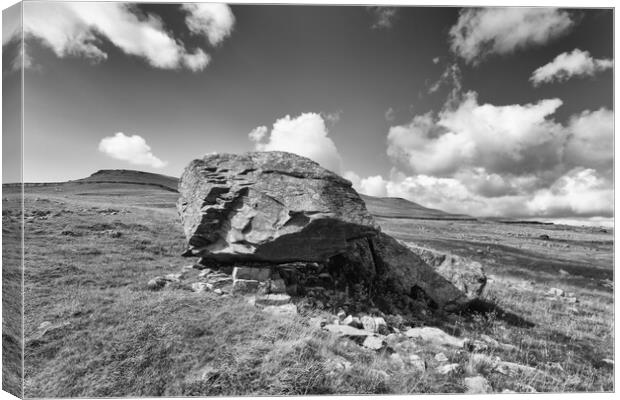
[3,181,614,396]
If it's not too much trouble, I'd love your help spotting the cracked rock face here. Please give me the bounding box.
[177,151,378,263]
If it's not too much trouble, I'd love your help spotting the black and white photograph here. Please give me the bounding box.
[1,1,615,397]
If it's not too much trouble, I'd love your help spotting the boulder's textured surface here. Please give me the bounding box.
[403,243,487,300]
[178,151,484,312]
[178,151,378,263]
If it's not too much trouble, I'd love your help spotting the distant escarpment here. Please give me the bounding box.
[177,151,486,313]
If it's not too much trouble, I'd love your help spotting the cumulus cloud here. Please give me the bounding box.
[530,49,613,86]
[248,113,343,173]
[350,90,612,221]
[181,3,235,46]
[367,7,398,30]
[98,132,167,168]
[384,107,396,122]
[449,8,574,64]
[20,2,235,71]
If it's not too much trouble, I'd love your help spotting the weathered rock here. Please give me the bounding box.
[323,324,374,337]
[434,353,449,363]
[178,151,480,311]
[464,376,491,394]
[362,336,384,350]
[178,151,378,263]
[205,276,233,290]
[388,353,405,370]
[360,316,387,333]
[405,327,465,348]
[147,276,168,291]
[546,287,564,297]
[404,243,487,300]
[436,363,461,375]
[233,266,272,282]
[232,279,260,294]
[191,282,209,292]
[262,303,297,317]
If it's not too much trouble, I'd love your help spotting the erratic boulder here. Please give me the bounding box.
[177,151,483,311]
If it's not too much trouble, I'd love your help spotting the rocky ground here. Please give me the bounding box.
[2,169,614,396]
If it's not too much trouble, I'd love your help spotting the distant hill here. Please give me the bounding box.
[59,169,470,220]
[73,169,179,192]
[360,194,474,221]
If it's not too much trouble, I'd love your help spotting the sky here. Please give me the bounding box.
[1,2,614,225]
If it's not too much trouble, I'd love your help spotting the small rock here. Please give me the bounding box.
[191,282,209,293]
[342,315,354,326]
[559,269,570,277]
[255,293,291,306]
[563,297,578,304]
[362,336,384,350]
[546,287,564,297]
[539,234,550,240]
[323,324,374,337]
[232,267,272,282]
[183,264,196,270]
[205,276,233,290]
[361,316,387,333]
[602,358,614,366]
[405,327,465,348]
[324,356,352,377]
[232,279,260,294]
[262,303,297,317]
[337,309,347,320]
[434,353,448,363]
[147,277,168,291]
[109,231,122,238]
[436,363,460,375]
[213,288,223,295]
[464,376,491,394]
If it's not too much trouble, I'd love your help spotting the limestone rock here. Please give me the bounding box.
[233,266,272,282]
[323,324,374,337]
[405,327,465,348]
[362,336,384,350]
[407,354,426,372]
[232,279,260,294]
[147,276,168,291]
[178,151,378,263]
[404,243,487,299]
[436,363,461,375]
[434,353,449,363]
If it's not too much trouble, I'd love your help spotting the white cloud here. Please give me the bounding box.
[387,91,564,176]
[323,110,343,125]
[367,7,398,30]
[564,108,613,171]
[20,2,234,71]
[248,113,343,173]
[530,49,613,86]
[181,3,235,46]
[98,132,167,168]
[449,8,574,64]
[384,107,396,122]
[432,57,440,64]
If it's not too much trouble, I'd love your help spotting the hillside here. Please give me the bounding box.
[73,169,179,192]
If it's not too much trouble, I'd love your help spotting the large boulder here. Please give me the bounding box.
[178,151,378,263]
[178,151,483,311]
[402,243,487,300]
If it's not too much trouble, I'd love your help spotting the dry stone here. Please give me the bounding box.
[233,266,272,282]
[232,279,260,294]
[405,327,465,348]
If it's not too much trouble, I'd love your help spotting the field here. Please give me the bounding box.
[2,174,614,396]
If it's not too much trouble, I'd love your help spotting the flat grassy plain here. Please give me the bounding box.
[3,179,614,396]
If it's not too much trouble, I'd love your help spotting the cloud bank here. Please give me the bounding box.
[530,49,613,86]
[449,8,574,64]
[347,92,612,220]
[20,2,235,71]
[98,132,167,168]
[249,113,343,173]
[367,7,398,30]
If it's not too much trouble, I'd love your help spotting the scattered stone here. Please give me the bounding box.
[262,303,297,317]
[147,277,168,291]
[559,269,570,277]
[233,266,272,282]
[362,336,384,350]
[405,327,465,348]
[232,279,260,294]
[602,359,614,366]
[323,324,374,337]
[361,316,387,333]
[436,363,460,375]
[205,276,233,290]
[213,288,223,295]
[546,287,564,297]
[30,321,71,342]
[434,353,449,363]
[109,231,122,238]
[464,376,491,394]
[191,282,209,293]
[183,264,196,271]
[337,309,347,320]
[255,293,291,306]
[539,234,550,240]
[564,296,578,304]
[342,315,354,326]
